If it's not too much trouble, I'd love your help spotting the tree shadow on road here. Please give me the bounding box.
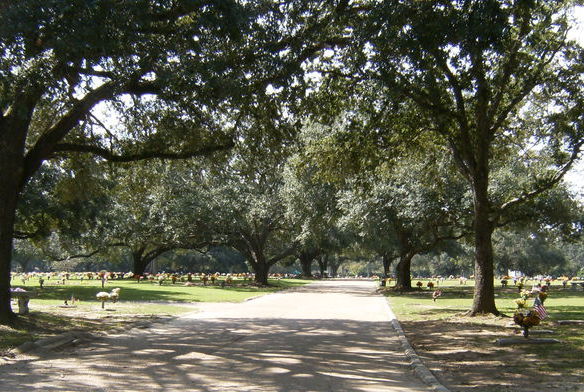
[2,317,425,392]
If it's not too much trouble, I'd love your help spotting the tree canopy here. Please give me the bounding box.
[3,0,584,321]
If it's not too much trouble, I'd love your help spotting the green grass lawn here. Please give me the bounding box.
[384,279,584,388]
[385,278,584,321]
[12,277,310,304]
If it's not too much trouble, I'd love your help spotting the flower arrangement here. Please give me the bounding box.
[110,288,121,303]
[519,289,531,299]
[97,288,121,308]
[96,291,110,309]
[513,311,540,337]
[514,298,526,308]
[513,285,549,337]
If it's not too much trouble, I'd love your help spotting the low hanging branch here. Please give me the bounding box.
[47,241,128,262]
[52,140,235,162]
[50,249,101,262]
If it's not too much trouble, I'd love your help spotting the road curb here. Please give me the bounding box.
[383,297,451,392]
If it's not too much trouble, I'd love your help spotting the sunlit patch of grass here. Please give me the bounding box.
[11,278,311,304]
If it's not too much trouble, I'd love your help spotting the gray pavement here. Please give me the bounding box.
[1,280,432,392]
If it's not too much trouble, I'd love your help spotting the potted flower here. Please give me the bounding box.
[513,311,541,337]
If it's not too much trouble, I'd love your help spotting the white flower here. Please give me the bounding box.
[96,292,110,301]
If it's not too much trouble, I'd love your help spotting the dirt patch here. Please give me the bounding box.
[0,306,173,359]
[400,316,584,392]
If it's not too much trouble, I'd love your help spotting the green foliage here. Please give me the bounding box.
[494,231,568,276]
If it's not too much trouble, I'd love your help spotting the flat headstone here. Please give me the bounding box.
[497,338,561,345]
[504,326,555,334]
[521,329,555,335]
[558,320,584,325]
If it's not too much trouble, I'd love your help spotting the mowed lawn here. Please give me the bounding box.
[386,278,584,321]
[384,279,584,391]
[12,277,310,305]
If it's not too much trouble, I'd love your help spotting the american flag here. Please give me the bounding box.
[533,296,548,320]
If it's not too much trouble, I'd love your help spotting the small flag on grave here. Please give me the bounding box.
[533,296,548,320]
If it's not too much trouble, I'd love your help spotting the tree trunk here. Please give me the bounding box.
[299,255,313,278]
[0,129,27,323]
[395,253,413,290]
[382,253,392,277]
[0,211,17,322]
[236,240,271,286]
[469,172,499,315]
[253,257,270,286]
[132,248,148,276]
[328,256,342,277]
[318,254,328,277]
[13,256,32,273]
[133,260,151,276]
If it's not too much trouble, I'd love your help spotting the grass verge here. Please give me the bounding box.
[384,282,584,391]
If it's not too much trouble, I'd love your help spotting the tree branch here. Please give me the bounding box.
[498,144,583,216]
[22,79,161,185]
[52,139,235,162]
[268,243,298,266]
[13,229,43,240]
[50,249,101,262]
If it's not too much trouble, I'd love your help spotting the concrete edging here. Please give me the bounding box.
[383,296,451,392]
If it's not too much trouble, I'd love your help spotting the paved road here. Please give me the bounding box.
[1,280,431,392]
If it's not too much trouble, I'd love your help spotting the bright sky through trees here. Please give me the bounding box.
[564,6,584,195]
